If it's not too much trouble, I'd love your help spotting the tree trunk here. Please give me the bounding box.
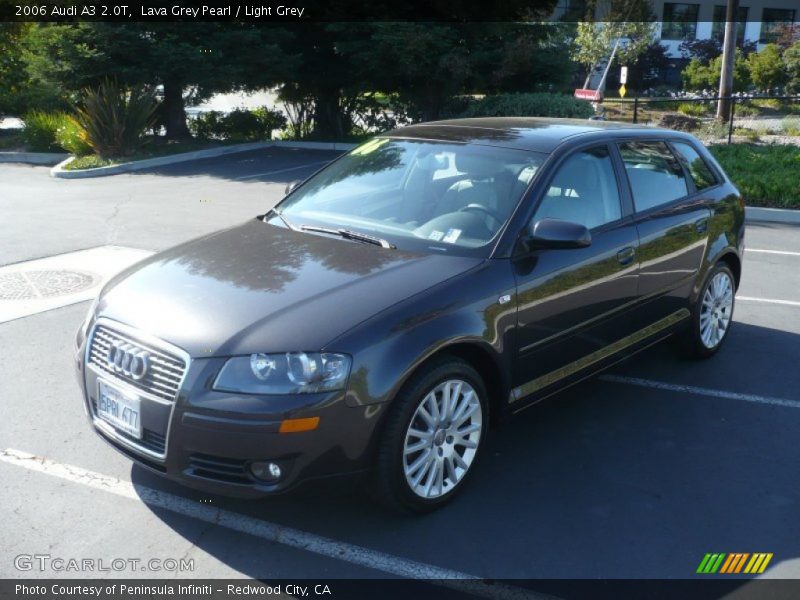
[312,89,349,140]
[716,0,739,122]
[162,79,191,139]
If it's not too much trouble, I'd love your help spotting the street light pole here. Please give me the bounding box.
[716,0,739,122]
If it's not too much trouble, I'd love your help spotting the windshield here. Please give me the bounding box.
[273,138,546,255]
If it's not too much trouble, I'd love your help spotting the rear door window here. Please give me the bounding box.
[671,142,719,190]
[618,141,689,212]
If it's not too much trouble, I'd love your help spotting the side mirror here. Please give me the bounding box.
[526,218,591,250]
[285,180,301,195]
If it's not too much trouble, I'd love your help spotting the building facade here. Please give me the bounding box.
[651,0,797,56]
[555,0,797,56]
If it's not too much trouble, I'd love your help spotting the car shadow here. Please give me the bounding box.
[131,147,342,184]
[130,320,800,580]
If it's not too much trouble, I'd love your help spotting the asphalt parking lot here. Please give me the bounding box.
[1,148,799,590]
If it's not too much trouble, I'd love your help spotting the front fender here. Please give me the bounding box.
[328,259,517,409]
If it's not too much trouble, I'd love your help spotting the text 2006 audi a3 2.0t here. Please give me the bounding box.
[75,118,744,512]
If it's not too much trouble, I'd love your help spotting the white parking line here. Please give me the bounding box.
[599,375,800,410]
[737,296,800,307]
[0,448,553,600]
[234,161,330,181]
[749,249,800,257]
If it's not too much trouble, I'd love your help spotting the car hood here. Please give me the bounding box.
[98,220,482,357]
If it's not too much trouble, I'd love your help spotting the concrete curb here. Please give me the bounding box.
[746,206,800,225]
[0,151,70,166]
[50,140,358,179]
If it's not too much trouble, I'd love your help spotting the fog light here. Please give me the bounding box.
[249,461,282,483]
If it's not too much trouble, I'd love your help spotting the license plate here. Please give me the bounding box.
[97,380,142,439]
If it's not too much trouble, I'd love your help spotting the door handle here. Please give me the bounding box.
[695,218,709,234]
[616,246,636,266]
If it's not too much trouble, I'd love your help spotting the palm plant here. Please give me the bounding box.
[73,80,158,159]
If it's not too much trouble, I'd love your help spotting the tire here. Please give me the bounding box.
[372,356,488,513]
[677,262,736,359]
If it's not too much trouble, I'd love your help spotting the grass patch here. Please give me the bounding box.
[63,137,240,170]
[65,155,116,170]
[709,143,800,208]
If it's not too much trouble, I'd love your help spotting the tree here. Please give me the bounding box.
[716,0,738,121]
[772,23,800,51]
[482,22,576,94]
[682,52,750,92]
[275,23,374,140]
[281,19,567,137]
[0,23,65,116]
[747,44,788,92]
[22,23,292,138]
[626,42,672,90]
[570,0,657,90]
[785,41,800,94]
[679,37,757,64]
[0,23,28,115]
[352,23,473,122]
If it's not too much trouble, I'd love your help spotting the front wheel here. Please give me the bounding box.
[678,262,736,359]
[372,357,488,513]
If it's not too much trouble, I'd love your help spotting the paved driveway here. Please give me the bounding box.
[0,148,341,265]
[1,149,799,592]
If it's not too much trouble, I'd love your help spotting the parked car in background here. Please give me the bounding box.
[75,118,745,512]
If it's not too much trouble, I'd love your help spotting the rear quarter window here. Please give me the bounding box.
[671,142,719,190]
[618,141,689,212]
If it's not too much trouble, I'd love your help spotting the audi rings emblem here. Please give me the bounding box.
[106,340,150,380]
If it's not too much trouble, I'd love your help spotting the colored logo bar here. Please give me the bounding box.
[697,553,773,574]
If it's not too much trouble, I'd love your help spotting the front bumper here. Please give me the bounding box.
[76,320,378,498]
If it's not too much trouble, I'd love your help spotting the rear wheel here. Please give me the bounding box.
[678,262,736,359]
[373,357,487,513]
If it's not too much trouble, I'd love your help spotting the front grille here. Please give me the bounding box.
[188,453,251,485]
[88,325,186,401]
[117,428,166,454]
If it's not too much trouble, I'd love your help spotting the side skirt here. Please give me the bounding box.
[509,308,691,408]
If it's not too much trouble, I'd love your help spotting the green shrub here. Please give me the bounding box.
[251,107,287,136]
[72,80,158,159]
[786,41,800,94]
[747,44,788,92]
[683,53,750,92]
[751,98,782,110]
[658,113,700,131]
[699,120,729,140]
[677,102,710,117]
[709,144,800,208]
[780,118,800,137]
[217,109,262,141]
[453,93,594,120]
[733,127,761,141]
[733,102,760,117]
[189,110,224,139]
[653,100,681,112]
[682,59,714,91]
[190,107,287,141]
[21,111,69,151]
[55,115,93,156]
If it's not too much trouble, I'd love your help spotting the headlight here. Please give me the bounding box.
[76,296,99,348]
[213,352,352,395]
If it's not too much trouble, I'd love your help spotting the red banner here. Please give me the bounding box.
[574,88,603,102]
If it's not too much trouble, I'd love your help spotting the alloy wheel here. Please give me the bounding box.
[402,379,483,499]
[699,271,734,349]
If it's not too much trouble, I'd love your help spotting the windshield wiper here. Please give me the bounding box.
[299,225,395,249]
[264,208,298,231]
